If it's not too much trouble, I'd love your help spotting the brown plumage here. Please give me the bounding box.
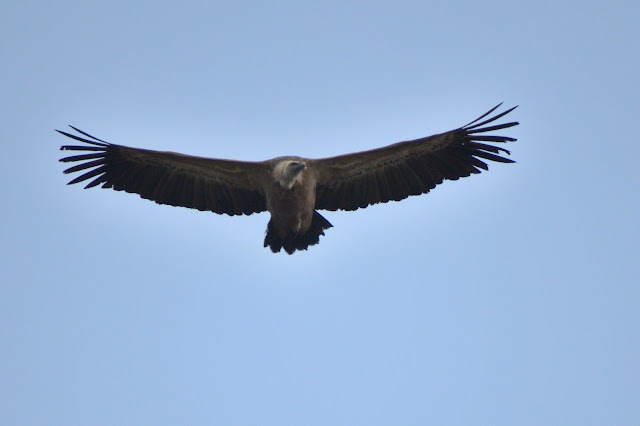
[58,104,518,254]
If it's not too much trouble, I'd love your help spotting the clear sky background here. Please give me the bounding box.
[1,1,638,424]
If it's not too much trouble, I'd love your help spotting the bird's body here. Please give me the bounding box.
[267,161,315,236]
[263,158,331,254]
[58,104,518,254]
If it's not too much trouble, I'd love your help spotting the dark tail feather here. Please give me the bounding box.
[264,211,333,254]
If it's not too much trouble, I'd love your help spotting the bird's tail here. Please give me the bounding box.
[264,211,333,254]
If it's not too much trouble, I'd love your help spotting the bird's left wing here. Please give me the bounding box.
[58,127,268,215]
[310,104,518,211]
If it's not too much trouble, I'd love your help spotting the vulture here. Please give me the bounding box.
[59,104,518,254]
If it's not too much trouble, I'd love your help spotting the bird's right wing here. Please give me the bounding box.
[58,127,269,216]
[310,104,518,211]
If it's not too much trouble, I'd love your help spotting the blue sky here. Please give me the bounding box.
[2,1,639,424]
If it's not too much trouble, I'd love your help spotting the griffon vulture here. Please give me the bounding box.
[59,104,518,254]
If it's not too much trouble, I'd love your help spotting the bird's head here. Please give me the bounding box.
[276,160,306,190]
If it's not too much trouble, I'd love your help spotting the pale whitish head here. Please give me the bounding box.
[274,160,307,190]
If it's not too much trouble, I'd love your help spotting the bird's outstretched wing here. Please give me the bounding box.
[58,127,268,215]
[311,104,518,211]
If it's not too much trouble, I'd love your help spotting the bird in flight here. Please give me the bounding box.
[59,104,518,254]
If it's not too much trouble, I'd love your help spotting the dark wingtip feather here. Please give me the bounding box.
[56,128,109,147]
[62,158,106,174]
[59,145,105,152]
[66,166,107,185]
[472,150,516,164]
[464,105,519,131]
[462,103,503,127]
[59,153,105,163]
[68,125,109,144]
[467,121,519,135]
[470,135,517,142]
